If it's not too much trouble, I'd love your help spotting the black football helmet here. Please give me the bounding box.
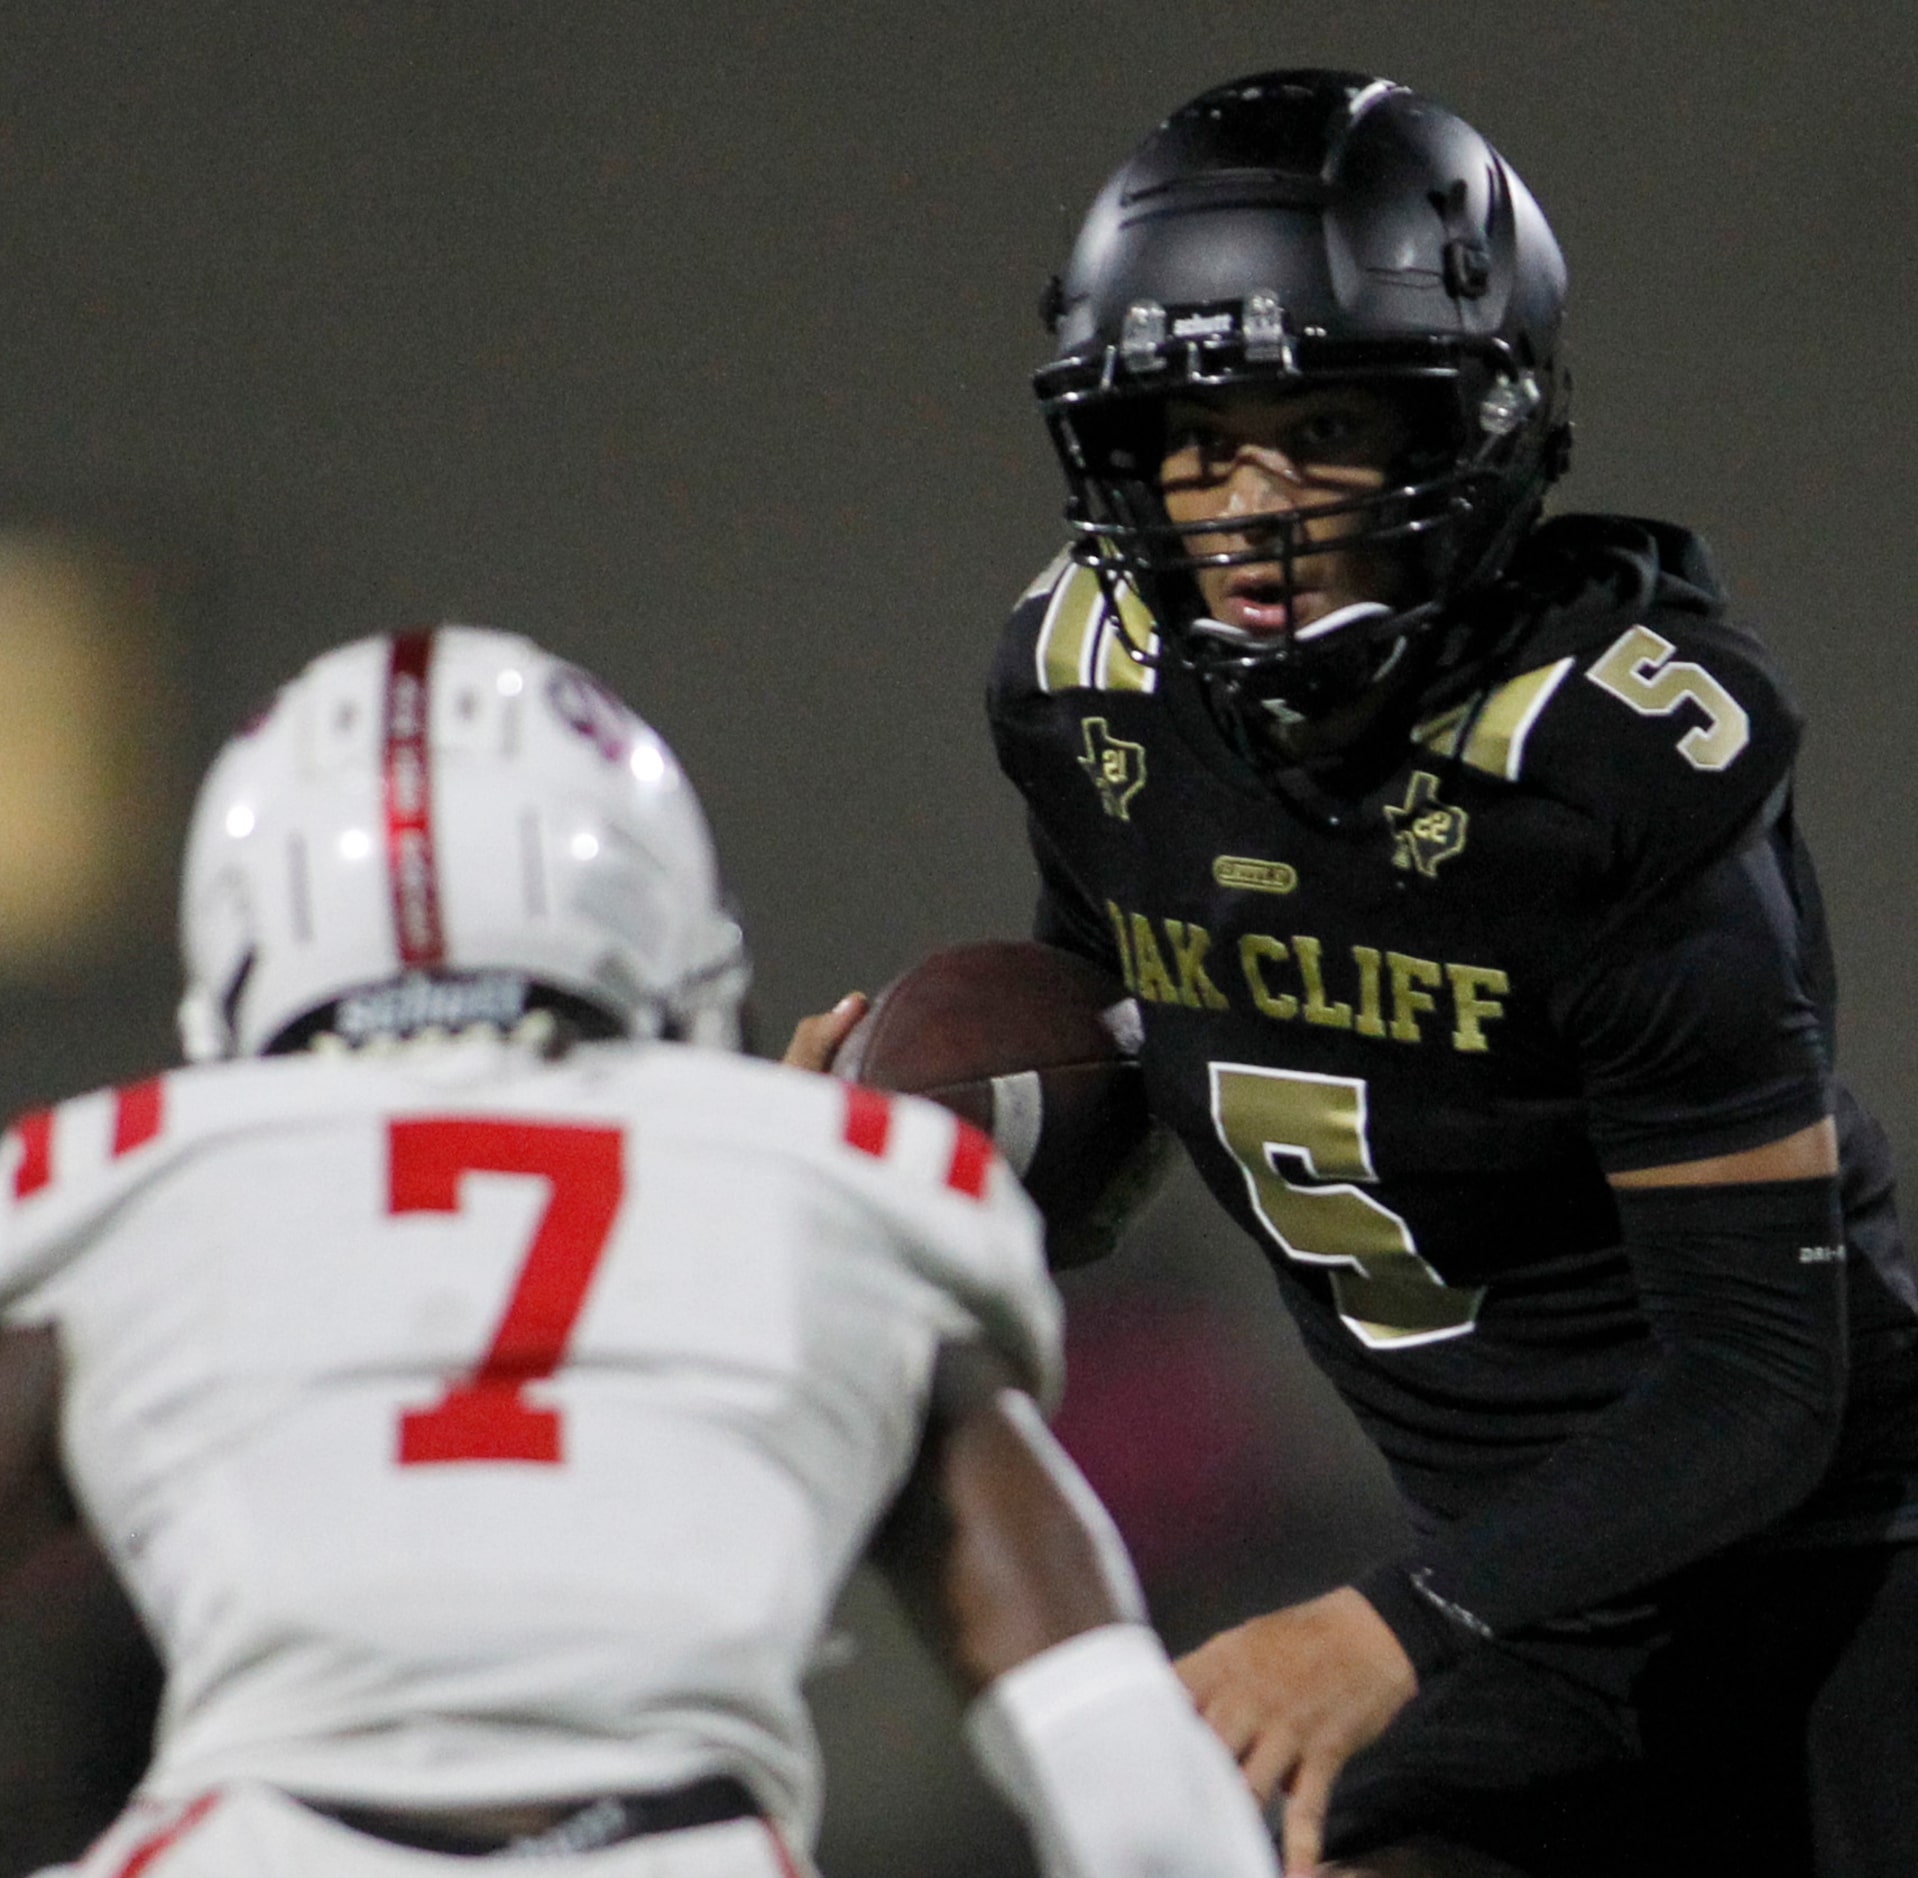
[1036,70,1571,751]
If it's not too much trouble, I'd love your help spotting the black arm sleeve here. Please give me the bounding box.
[1360,1174,1847,1677]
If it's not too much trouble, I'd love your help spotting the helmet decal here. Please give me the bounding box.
[382,630,446,968]
[546,664,634,766]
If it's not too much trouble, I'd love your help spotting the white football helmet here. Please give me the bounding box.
[178,625,749,1059]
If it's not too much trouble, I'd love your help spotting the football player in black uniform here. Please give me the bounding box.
[980,70,1918,1878]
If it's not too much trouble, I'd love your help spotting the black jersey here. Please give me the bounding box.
[989,515,1918,1582]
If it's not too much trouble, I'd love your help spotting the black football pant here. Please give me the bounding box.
[1322,1539,1918,1876]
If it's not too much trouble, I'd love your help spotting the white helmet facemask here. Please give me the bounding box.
[178,626,749,1060]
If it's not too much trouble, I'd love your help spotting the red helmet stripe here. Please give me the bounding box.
[384,631,446,968]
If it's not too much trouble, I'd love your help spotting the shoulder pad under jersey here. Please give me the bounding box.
[0,1049,1062,1411]
[0,1056,456,1305]
[503,1052,1065,1412]
[1412,524,1801,898]
[795,1071,1062,1410]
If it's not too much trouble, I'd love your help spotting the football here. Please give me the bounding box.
[835,940,1167,1266]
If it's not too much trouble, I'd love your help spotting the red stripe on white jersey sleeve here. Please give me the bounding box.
[944,1119,995,1199]
[841,1084,892,1159]
[843,1084,996,1205]
[10,1111,52,1198]
[113,1792,222,1878]
[113,1077,165,1157]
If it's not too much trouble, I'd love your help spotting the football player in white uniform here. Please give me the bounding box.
[0,627,1280,1878]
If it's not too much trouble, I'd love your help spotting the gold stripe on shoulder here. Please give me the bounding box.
[1019,547,1074,603]
[1035,558,1159,695]
[1095,578,1158,692]
[1036,561,1101,693]
[1414,657,1574,781]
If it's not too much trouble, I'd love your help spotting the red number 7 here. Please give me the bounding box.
[389,1118,623,1465]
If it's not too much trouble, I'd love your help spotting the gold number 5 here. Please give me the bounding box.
[1210,1063,1484,1350]
[1584,625,1750,771]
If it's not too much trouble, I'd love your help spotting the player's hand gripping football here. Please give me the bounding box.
[1178,1587,1417,1876]
[781,992,869,1072]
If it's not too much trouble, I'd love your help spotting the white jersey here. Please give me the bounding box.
[0,1038,1056,1838]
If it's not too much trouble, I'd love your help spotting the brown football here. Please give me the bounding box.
[835,940,1167,1267]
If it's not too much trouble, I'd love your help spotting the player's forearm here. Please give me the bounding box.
[0,1326,75,1584]
[884,1354,1281,1875]
[1360,1176,1846,1672]
[875,1343,1142,1694]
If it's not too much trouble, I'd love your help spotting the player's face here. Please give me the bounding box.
[1158,385,1413,634]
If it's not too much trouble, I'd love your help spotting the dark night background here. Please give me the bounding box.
[0,5,1910,1873]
